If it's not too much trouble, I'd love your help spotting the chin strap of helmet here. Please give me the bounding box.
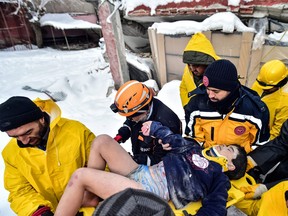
[202,147,229,172]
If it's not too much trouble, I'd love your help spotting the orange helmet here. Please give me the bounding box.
[111,80,153,117]
[255,60,288,90]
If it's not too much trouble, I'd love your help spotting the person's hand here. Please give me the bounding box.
[158,139,171,151]
[32,206,54,216]
[141,121,152,136]
[240,184,267,199]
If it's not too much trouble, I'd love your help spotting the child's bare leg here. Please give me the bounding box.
[87,134,138,175]
[54,167,143,216]
[81,191,99,207]
[81,134,139,209]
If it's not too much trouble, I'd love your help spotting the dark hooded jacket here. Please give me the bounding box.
[117,98,182,165]
[149,121,230,216]
[248,119,288,184]
[184,85,270,153]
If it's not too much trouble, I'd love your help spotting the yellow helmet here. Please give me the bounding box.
[255,60,288,90]
[110,80,153,117]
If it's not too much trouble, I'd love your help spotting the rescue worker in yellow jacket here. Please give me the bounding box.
[0,96,96,216]
[235,180,288,216]
[256,181,288,216]
[180,32,220,107]
[252,59,288,140]
[233,118,288,215]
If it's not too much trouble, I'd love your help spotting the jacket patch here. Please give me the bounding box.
[203,76,209,87]
[234,126,246,135]
[192,154,209,169]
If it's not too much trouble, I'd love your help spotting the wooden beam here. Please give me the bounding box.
[238,32,254,85]
[148,28,160,85]
[156,33,167,87]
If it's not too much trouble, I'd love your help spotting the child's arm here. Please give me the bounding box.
[142,121,190,149]
[196,172,230,216]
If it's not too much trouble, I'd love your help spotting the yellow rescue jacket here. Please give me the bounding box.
[252,82,288,139]
[257,181,288,216]
[180,32,220,106]
[2,98,96,216]
[235,181,288,216]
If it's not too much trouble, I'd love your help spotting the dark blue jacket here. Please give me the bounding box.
[249,119,288,185]
[185,85,270,153]
[149,122,230,216]
[117,98,182,165]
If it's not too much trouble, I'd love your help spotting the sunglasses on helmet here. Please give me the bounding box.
[257,78,287,88]
[256,79,276,87]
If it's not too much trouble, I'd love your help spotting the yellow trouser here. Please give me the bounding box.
[169,173,254,215]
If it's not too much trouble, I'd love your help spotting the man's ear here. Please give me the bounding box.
[39,117,45,124]
[227,163,235,171]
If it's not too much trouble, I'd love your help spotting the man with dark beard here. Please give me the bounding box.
[0,96,96,216]
[184,59,270,153]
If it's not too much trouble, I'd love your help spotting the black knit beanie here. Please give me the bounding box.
[93,188,175,216]
[203,59,240,91]
[0,96,44,132]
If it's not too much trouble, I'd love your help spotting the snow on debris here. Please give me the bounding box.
[268,31,288,42]
[40,13,102,30]
[150,12,255,35]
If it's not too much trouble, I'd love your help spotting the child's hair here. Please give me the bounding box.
[224,145,247,180]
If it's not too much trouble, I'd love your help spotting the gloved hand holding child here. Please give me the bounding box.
[240,184,267,199]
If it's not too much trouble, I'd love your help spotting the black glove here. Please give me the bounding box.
[132,154,148,165]
[32,206,54,216]
[75,212,84,216]
[117,126,131,142]
[247,166,263,183]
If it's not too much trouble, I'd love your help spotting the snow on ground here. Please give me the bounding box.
[0,46,120,215]
[0,45,246,216]
[0,46,184,215]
